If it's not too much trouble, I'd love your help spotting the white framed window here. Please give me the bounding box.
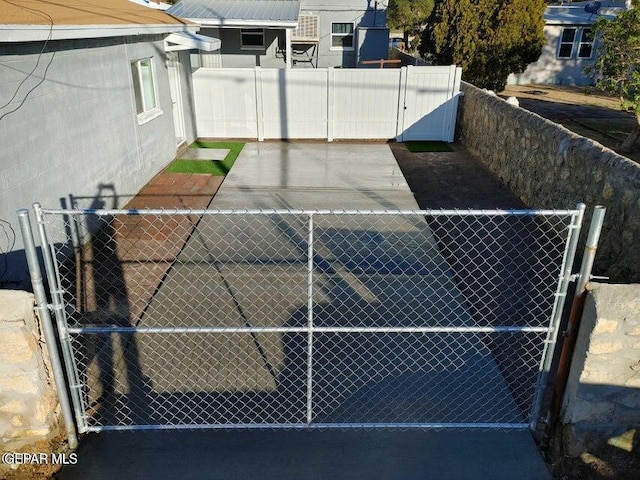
[577,28,595,59]
[240,29,265,50]
[558,27,577,59]
[131,58,161,124]
[331,22,354,50]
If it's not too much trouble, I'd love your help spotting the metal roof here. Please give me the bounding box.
[167,0,301,27]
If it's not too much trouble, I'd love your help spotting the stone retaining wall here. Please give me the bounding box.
[458,82,640,283]
[561,282,640,458]
[0,290,60,454]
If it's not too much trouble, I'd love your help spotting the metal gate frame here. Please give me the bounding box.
[19,203,605,442]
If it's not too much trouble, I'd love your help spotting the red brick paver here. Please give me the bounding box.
[79,172,224,324]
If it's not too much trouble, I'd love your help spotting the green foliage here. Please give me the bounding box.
[166,142,245,176]
[588,4,640,115]
[587,1,640,151]
[387,0,435,41]
[420,0,546,91]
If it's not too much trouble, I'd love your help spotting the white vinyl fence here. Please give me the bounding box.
[193,66,462,142]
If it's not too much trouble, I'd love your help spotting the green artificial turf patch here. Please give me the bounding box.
[405,141,453,153]
[165,141,245,176]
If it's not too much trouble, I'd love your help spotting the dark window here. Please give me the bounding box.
[578,28,594,59]
[558,27,577,58]
[240,29,265,49]
[331,23,354,49]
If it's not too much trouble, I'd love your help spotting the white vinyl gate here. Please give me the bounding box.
[193,66,462,142]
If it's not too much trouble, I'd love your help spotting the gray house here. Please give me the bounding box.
[508,0,631,86]
[167,0,389,69]
[0,0,217,288]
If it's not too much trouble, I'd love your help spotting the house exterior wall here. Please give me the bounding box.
[0,35,194,289]
[508,2,630,86]
[193,1,389,69]
[299,0,388,68]
[508,25,597,86]
[197,28,287,68]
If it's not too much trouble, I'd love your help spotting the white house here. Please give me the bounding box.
[508,0,631,86]
[167,0,390,69]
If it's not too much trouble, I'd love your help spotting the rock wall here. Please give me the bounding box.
[561,282,640,456]
[458,82,640,283]
[0,291,60,452]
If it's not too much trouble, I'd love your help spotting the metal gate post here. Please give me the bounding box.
[549,205,606,433]
[529,203,585,430]
[32,203,87,432]
[17,209,79,449]
[306,213,314,424]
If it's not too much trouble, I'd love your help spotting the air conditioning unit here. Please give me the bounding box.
[292,14,319,42]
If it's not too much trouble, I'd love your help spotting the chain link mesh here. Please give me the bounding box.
[39,208,579,431]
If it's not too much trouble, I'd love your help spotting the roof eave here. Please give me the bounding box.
[190,18,298,29]
[0,23,199,43]
[546,20,594,26]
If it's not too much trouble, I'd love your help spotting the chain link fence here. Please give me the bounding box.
[34,206,583,432]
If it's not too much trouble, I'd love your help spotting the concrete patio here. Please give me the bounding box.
[60,142,553,480]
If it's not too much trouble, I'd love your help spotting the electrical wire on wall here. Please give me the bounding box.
[0,218,16,285]
[0,0,55,123]
[0,1,55,286]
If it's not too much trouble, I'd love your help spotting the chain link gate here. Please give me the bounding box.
[29,204,585,433]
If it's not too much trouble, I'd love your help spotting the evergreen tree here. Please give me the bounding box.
[387,0,435,46]
[420,0,546,91]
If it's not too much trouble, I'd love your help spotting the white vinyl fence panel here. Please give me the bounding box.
[260,69,328,139]
[195,69,258,138]
[193,66,462,142]
[332,69,402,140]
[401,66,463,142]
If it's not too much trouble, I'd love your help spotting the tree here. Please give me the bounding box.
[420,0,546,91]
[387,0,435,47]
[587,0,640,153]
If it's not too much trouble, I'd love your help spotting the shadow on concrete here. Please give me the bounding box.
[59,429,552,480]
[391,143,572,422]
[56,144,561,480]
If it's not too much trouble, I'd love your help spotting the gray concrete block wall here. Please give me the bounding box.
[0,35,191,288]
[561,283,640,453]
[458,82,640,283]
[0,290,60,456]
